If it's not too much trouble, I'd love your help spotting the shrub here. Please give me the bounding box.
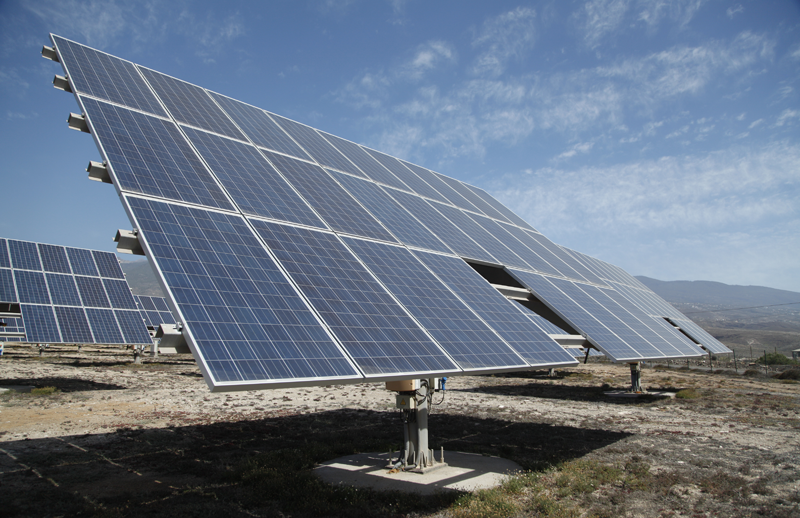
[675,388,700,399]
[773,369,800,380]
[30,386,59,396]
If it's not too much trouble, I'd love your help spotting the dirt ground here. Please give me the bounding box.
[1,343,799,517]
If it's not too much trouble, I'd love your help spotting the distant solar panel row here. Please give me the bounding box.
[49,36,729,390]
[133,295,176,329]
[0,237,151,345]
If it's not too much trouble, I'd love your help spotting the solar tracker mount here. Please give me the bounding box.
[43,35,730,395]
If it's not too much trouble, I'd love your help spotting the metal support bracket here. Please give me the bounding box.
[114,229,145,256]
[155,324,190,354]
[629,362,645,393]
[390,378,447,474]
[67,113,89,133]
[53,75,72,92]
[87,161,112,184]
[42,46,59,62]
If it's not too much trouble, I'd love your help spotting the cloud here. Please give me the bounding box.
[775,109,800,127]
[576,0,631,49]
[726,4,744,18]
[554,142,595,161]
[471,7,537,77]
[401,41,457,81]
[23,0,129,49]
[177,10,245,62]
[636,0,707,28]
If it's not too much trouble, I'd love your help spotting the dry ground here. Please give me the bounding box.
[1,343,799,517]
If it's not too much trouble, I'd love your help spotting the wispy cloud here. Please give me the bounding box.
[726,4,744,18]
[576,0,630,49]
[636,0,707,28]
[177,10,245,63]
[471,7,537,77]
[23,0,128,49]
[402,41,457,81]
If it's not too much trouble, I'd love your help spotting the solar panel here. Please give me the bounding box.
[668,318,731,355]
[48,35,728,387]
[0,239,9,268]
[134,295,176,329]
[125,195,360,386]
[1,238,151,345]
[181,126,325,227]
[249,220,459,376]
[341,238,529,371]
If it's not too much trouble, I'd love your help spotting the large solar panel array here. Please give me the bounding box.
[48,36,729,390]
[0,237,152,345]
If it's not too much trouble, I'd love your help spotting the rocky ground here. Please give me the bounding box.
[1,343,799,517]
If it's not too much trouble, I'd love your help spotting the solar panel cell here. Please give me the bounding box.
[46,273,82,306]
[15,271,51,304]
[86,308,124,344]
[9,240,41,271]
[93,251,125,279]
[394,160,451,203]
[103,279,138,309]
[21,304,61,343]
[39,244,72,273]
[75,276,111,308]
[465,185,537,231]
[115,309,153,344]
[66,248,98,277]
[0,239,8,268]
[0,268,17,303]
[54,306,94,343]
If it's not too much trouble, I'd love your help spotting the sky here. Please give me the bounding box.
[0,0,798,292]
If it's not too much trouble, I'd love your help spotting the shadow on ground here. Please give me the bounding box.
[0,377,127,392]
[0,408,631,517]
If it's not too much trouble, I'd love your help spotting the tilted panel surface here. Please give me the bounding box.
[46,273,82,306]
[332,173,451,254]
[322,133,411,192]
[415,251,578,366]
[20,305,61,343]
[93,251,126,279]
[81,98,234,210]
[9,240,41,271]
[0,269,16,303]
[0,239,8,268]
[181,127,324,227]
[433,174,511,223]
[522,310,570,335]
[387,189,496,263]
[343,238,526,371]
[126,196,360,386]
[15,271,51,305]
[670,318,731,355]
[393,160,450,203]
[250,220,458,376]
[54,306,94,343]
[115,310,156,344]
[52,36,166,117]
[466,185,537,231]
[75,276,110,308]
[39,244,72,274]
[445,209,531,269]
[137,68,245,140]
[508,270,642,361]
[66,248,98,276]
[208,93,312,160]
[270,114,366,178]
[262,151,395,242]
[496,224,567,277]
[85,308,124,344]
[103,279,139,309]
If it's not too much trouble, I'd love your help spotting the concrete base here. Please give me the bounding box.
[315,451,521,495]
[604,390,675,399]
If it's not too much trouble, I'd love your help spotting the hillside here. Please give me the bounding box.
[120,258,164,297]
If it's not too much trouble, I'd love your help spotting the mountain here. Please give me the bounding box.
[634,277,800,308]
[120,258,164,297]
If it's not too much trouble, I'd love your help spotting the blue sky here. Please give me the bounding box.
[1,0,798,292]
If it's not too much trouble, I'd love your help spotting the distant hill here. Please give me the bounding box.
[120,259,164,297]
[635,277,800,307]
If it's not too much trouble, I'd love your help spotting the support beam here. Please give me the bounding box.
[390,379,447,473]
[67,113,89,133]
[629,362,644,393]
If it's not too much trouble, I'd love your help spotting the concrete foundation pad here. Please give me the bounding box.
[314,451,521,495]
[604,390,675,398]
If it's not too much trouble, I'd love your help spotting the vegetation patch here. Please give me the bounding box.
[675,388,701,399]
[30,386,60,396]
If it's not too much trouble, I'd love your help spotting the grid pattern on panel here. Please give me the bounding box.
[523,311,570,335]
[21,305,61,343]
[251,221,457,376]
[343,238,523,371]
[509,270,642,361]
[387,189,496,263]
[115,310,154,344]
[569,250,616,284]
[86,308,124,344]
[9,240,41,271]
[325,134,410,191]
[475,219,556,276]
[523,232,595,284]
[15,271,51,304]
[137,68,245,140]
[394,160,450,203]
[435,205,529,269]
[578,284,681,357]
[670,318,731,354]
[75,276,110,308]
[262,151,395,242]
[498,225,573,278]
[46,273,82,306]
[54,306,94,343]
[434,175,511,223]
[136,295,157,311]
[66,248,98,276]
[428,172,483,213]
[127,196,359,383]
[81,98,234,210]
[0,317,24,338]
[53,36,166,117]
[601,288,703,356]
[135,295,176,328]
[466,185,537,231]
[550,278,663,358]
[209,94,312,160]
[182,127,324,228]
[415,251,577,366]
[332,173,451,254]
[103,279,138,309]
[270,114,366,178]
[0,239,9,268]
[39,244,72,273]
[93,251,125,279]
[553,246,608,286]
[0,269,17,303]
